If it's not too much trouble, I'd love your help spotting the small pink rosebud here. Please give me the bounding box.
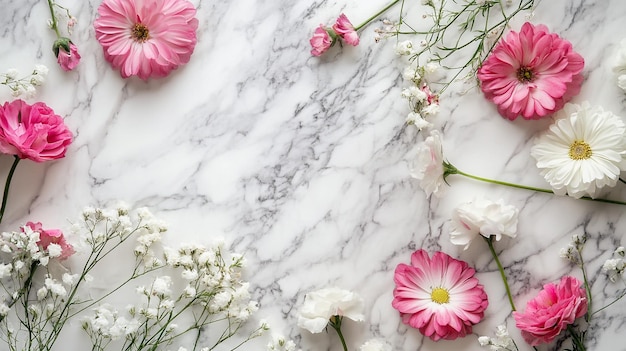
[332,13,359,46]
[310,25,334,56]
[54,40,81,72]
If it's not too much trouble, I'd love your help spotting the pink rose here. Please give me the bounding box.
[310,25,333,56]
[24,222,75,260]
[513,276,588,346]
[0,100,73,162]
[332,13,359,46]
[56,42,81,72]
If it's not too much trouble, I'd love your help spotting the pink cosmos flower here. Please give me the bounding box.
[310,25,333,56]
[477,22,584,120]
[24,222,75,260]
[513,276,588,346]
[94,0,199,80]
[392,249,489,341]
[332,14,359,46]
[56,42,81,72]
[0,100,73,162]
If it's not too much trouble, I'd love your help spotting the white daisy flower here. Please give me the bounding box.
[530,102,626,198]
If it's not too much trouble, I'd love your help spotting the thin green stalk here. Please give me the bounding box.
[591,289,626,317]
[46,0,62,37]
[454,169,626,206]
[329,316,348,351]
[567,325,586,351]
[575,246,593,322]
[0,156,21,224]
[355,0,401,31]
[483,236,516,311]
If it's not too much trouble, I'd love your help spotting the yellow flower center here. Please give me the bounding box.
[516,66,534,83]
[430,287,450,304]
[568,140,592,160]
[131,23,150,42]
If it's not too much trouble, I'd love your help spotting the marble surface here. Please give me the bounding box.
[1,0,626,350]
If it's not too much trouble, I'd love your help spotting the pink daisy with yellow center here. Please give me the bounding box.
[94,0,198,80]
[392,249,488,341]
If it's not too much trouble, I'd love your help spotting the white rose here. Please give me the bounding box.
[450,199,519,249]
[297,287,364,333]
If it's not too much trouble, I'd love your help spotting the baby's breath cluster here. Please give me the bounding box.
[0,203,268,350]
[397,52,441,130]
[1,65,48,98]
[266,333,300,351]
[478,324,516,351]
[79,206,266,350]
[381,0,536,94]
[602,246,626,283]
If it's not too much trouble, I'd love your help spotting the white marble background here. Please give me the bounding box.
[0,0,625,350]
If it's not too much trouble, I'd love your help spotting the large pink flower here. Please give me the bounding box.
[94,0,199,80]
[477,22,584,120]
[332,14,359,46]
[0,100,73,162]
[392,250,488,341]
[513,276,588,346]
[24,222,75,260]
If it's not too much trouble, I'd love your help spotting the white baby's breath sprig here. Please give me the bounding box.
[385,0,536,94]
[1,65,48,98]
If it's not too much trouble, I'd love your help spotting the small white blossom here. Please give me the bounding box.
[360,339,392,351]
[47,243,62,258]
[151,276,172,296]
[37,287,48,300]
[396,40,414,56]
[45,277,67,297]
[0,303,9,316]
[421,103,440,116]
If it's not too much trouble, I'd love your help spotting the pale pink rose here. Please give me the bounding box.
[332,13,359,46]
[392,250,489,341]
[310,25,333,56]
[0,100,73,162]
[24,222,75,260]
[56,43,81,71]
[477,22,584,120]
[94,0,198,80]
[513,276,588,346]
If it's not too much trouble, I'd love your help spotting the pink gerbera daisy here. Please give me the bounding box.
[477,22,584,120]
[94,0,199,80]
[392,249,488,341]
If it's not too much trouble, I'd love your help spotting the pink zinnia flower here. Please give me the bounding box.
[513,276,588,346]
[310,25,333,56]
[0,100,73,162]
[332,14,359,46]
[392,249,489,341]
[94,0,199,80]
[24,222,75,260]
[54,40,81,72]
[477,22,584,120]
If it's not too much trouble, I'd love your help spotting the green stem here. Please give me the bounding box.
[454,169,626,206]
[46,0,62,37]
[567,325,586,351]
[576,247,593,322]
[354,0,401,31]
[591,288,626,317]
[329,316,348,351]
[0,156,21,224]
[483,236,516,311]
